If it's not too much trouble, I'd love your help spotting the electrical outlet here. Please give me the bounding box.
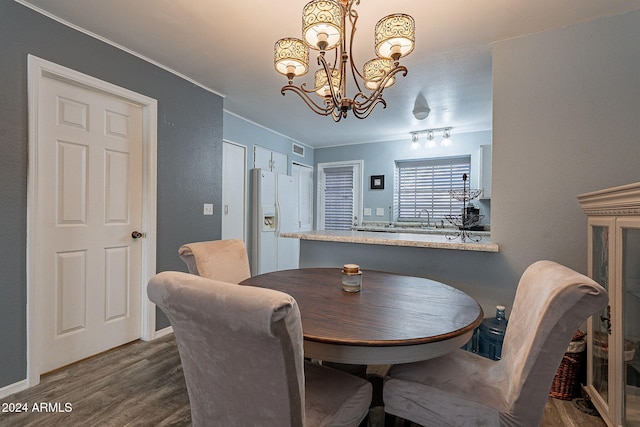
[364,208,372,216]
[203,203,214,215]
[376,208,384,216]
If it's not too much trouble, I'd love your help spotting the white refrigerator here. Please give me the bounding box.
[250,169,300,275]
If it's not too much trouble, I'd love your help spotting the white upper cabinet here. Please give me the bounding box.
[254,145,288,175]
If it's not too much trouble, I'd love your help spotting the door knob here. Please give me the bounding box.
[131,231,143,239]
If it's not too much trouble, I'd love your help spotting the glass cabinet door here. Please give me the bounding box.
[621,225,640,426]
[591,225,611,405]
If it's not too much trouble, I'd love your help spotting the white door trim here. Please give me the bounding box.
[26,55,158,387]
[222,140,248,242]
[316,160,363,230]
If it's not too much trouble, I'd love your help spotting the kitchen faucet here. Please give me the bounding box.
[419,208,432,228]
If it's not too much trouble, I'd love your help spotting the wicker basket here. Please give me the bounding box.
[549,330,586,400]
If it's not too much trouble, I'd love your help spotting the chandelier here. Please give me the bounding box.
[274,0,415,121]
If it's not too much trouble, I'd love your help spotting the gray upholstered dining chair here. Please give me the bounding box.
[383,260,608,427]
[148,271,372,427]
[178,239,251,283]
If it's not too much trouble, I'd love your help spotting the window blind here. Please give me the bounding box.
[323,166,354,230]
[396,156,471,222]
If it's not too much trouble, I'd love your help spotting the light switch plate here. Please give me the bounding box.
[376,208,384,216]
[364,208,372,216]
[203,203,214,215]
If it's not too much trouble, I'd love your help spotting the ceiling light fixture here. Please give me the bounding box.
[410,133,421,150]
[426,130,436,148]
[412,94,430,120]
[274,0,415,122]
[441,128,453,147]
[409,127,453,148]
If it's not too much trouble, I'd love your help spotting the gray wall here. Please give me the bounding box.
[302,10,640,316]
[0,1,223,388]
[224,111,314,171]
[491,9,640,278]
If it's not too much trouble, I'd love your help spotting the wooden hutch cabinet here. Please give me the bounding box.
[578,182,640,426]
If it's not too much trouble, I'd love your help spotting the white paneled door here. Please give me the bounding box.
[35,72,144,373]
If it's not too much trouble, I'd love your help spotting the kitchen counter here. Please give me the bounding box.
[281,230,499,252]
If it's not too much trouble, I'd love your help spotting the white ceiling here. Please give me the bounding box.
[19,0,640,148]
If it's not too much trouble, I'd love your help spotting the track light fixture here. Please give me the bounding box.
[409,127,453,148]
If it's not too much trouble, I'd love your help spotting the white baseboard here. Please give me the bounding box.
[0,378,29,399]
[150,325,173,340]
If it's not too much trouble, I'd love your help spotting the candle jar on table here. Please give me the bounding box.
[342,264,362,292]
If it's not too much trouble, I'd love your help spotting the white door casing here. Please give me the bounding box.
[27,55,157,386]
[222,141,247,241]
[292,163,314,232]
[276,174,300,270]
[316,160,363,230]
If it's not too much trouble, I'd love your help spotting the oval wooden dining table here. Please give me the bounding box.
[241,268,484,365]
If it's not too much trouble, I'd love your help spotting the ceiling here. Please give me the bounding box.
[19,0,640,148]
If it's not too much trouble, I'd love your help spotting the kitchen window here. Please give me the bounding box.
[395,155,471,222]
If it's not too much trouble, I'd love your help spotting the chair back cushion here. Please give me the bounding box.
[178,239,251,283]
[147,271,305,427]
[498,260,607,424]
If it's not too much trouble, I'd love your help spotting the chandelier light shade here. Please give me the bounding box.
[274,38,309,80]
[374,14,415,60]
[363,58,395,90]
[314,67,341,96]
[302,0,342,50]
[274,0,415,121]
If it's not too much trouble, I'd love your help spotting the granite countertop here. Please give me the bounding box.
[280,230,499,252]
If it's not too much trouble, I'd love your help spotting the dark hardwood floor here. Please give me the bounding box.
[1,334,606,426]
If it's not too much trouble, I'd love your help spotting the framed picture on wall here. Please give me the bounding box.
[370,175,384,190]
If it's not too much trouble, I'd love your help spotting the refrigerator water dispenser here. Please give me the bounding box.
[262,207,276,232]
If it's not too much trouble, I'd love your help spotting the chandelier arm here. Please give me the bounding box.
[281,85,334,116]
[345,1,366,94]
[355,64,408,109]
[324,42,339,74]
[377,64,408,91]
[299,81,324,95]
[317,52,342,108]
[330,108,344,122]
[349,89,383,112]
[347,68,406,115]
[352,97,387,119]
[344,0,359,10]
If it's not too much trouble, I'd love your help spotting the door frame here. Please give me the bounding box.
[26,55,158,387]
[222,140,248,242]
[316,160,363,230]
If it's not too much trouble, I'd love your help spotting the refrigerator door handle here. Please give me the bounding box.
[275,200,281,235]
